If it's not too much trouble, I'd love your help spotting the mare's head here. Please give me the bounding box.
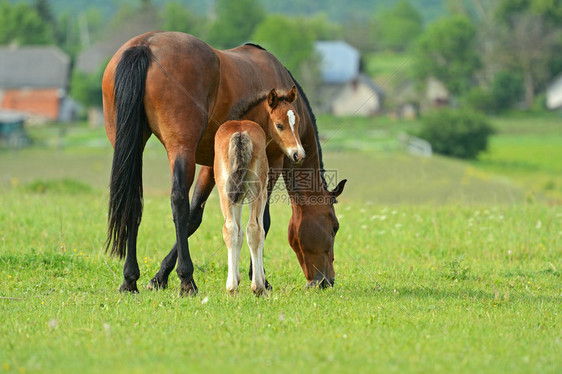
[289,178,347,288]
[266,86,305,164]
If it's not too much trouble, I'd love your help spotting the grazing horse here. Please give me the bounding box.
[214,121,269,295]
[102,31,346,295]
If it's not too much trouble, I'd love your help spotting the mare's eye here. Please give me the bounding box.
[276,124,283,130]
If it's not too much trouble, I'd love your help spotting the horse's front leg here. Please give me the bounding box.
[171,155,198,296]
[149,166,215,290]
[248,202,271,289]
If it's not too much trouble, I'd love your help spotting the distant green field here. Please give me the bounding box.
[1,114,561,373]
[474,115,562,200]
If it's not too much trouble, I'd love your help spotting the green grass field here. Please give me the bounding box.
[1,115,561,373]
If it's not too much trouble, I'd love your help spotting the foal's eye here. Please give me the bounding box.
[276,124,283,130]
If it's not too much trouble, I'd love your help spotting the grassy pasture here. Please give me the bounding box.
[1,116,561,373]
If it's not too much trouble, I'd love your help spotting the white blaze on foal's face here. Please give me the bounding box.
[287,109,296,133]
[286,109,305,163]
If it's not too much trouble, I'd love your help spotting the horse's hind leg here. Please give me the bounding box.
[170,155,198,296]
[149,166,215,290]
[120,221,141,292]
[220,197,243,294]
[247,192,267,296]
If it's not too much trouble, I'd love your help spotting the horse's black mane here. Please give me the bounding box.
[244,42,266,51]
[285,69,328,190]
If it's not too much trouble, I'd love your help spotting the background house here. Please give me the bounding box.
[546,73,562,110]
[393,77,451,118]
[315,41,384,116]
[0,45,72,123]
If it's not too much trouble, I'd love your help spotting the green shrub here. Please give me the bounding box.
[464,87,496,114]
[419,109,494,159]
[491,70,524,111]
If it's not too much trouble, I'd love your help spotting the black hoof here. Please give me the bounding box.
[119,281,139,293]
[180,280,198,297]
[147,276,168,290]
[265,279,273,291]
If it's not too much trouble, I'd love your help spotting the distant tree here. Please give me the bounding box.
[305,14,343,41]
[496,14,557,108]
[56,9,104,58]
[411,16,481,95]
[496,0,562,25]
[252,15,315,73]
[160,1,206,36]
[70,62,106,108]
[208,0,265,49]
[0,0,55,44]
[251,15,320,95]
[343,16,376,53]
[373,0,423,51]
[34,0,56,27]
[494,1,561,108]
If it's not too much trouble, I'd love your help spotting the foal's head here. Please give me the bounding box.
[266,86,305,164]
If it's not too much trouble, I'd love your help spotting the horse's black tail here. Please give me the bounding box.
[226,132,253,204]
[106,45,151,259]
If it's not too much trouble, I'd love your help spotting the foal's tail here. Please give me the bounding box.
[106,45,151,259]
[227,132,253,203]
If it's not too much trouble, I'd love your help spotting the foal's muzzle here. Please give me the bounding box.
[290,147,305,164]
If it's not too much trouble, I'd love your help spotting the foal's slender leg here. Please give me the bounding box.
[247,193,267,296]
[248,202,271,286]
[149,166,215,290]
[249,165,282,289]
[220,197,243,294]
[171,156,198,296]
[120,220,141,293]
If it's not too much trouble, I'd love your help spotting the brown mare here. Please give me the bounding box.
[102,31,346,295]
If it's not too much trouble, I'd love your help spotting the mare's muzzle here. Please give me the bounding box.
[306,277,335,289]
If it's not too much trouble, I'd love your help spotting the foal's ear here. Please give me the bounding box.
[267,88,279,109]
[287,85,298,103]
[331,179,347,198]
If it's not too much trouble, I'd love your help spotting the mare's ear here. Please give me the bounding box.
[287,85,298,103]
[331,179,347,198]
[267,88,279,109]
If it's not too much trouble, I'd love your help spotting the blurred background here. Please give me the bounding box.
[1,0,561,204]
